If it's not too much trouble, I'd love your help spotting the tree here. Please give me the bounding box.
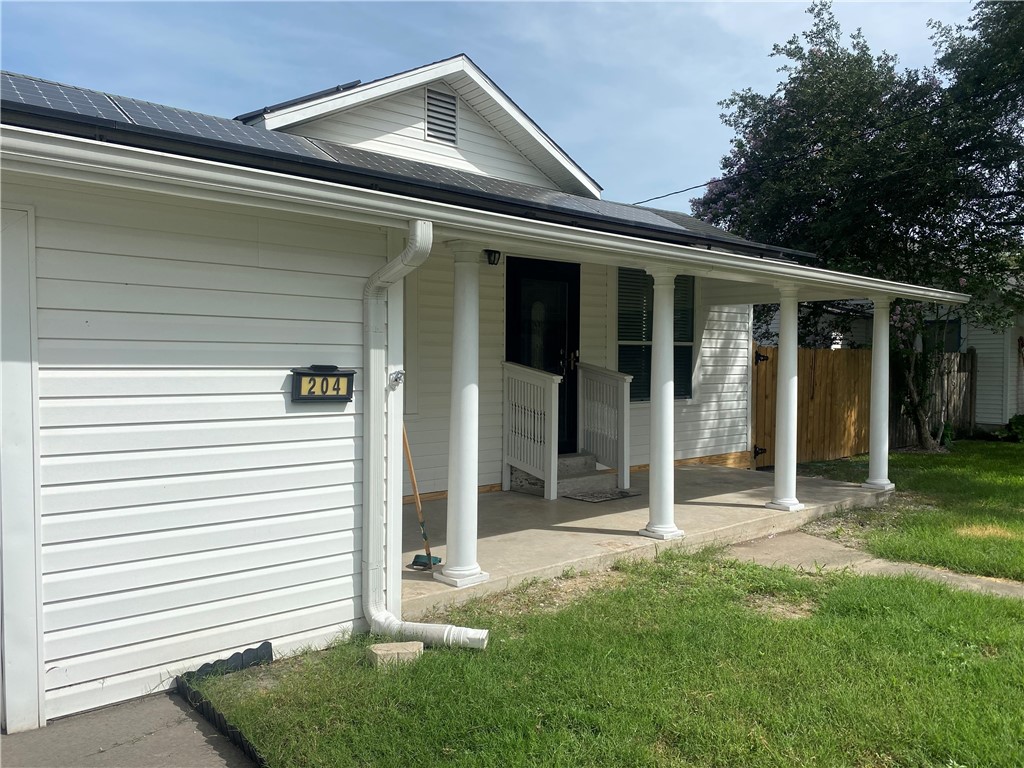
[691,1,1024,449]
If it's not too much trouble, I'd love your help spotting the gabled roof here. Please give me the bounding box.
[234,54,603,199]
[0,69,814,263]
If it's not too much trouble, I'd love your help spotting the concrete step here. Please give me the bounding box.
[510,461,619,498]
[556,452,598,475]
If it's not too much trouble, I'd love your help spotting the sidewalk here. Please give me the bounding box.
[1,692,251,768]
[726,531,1024,601]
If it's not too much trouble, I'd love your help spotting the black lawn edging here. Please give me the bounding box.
[175,641,273,768]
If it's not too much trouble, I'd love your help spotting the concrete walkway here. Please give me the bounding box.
[727,531,1024,600]
[0,693,252,768]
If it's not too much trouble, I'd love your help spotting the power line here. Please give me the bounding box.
[633,182,713,206]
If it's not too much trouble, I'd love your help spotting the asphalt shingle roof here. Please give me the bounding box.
[1,70,808,262]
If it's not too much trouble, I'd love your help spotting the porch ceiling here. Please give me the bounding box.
[400,466,891,618]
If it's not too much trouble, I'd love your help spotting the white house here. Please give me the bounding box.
[962,319,1024,429]
[0,55,968,731]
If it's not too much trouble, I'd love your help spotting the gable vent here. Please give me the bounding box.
[425,88,458,145]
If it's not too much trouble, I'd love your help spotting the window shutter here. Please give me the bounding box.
[425,89,458,145]
[674,275,695,343]
[617,268,696,402]
[617,268,653,342]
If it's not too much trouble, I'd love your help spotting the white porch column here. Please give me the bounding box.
[641,269,683,540]
[437,246,488,587]
[768,286,804,511]
[864,296,895,491]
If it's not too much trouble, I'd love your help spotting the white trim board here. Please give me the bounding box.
[1,204,45,732]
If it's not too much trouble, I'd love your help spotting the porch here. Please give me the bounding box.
[401,465,891,619]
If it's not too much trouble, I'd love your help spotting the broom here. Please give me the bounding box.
[404,425,441,570]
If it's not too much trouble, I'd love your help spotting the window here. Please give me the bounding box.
[425,88,458,145]
[617,268,694,401]
[924,318,962,353]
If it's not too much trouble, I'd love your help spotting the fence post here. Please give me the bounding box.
[967,347,977,433]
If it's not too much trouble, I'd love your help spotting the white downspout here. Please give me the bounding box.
[362,219,488,649]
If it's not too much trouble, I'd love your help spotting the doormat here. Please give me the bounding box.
[563,489,642,503]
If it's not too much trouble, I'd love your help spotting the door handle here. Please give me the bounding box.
[569,349,580,371]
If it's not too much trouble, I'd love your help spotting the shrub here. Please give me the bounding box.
[1008,414,1024,442]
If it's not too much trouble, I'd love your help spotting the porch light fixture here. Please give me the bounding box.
[484,249,502,266]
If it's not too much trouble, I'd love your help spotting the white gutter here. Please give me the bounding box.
[1,128,970,307]
[361,218,488,650]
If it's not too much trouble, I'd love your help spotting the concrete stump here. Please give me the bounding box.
[366,641,424,668]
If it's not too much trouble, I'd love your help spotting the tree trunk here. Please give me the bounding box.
[899,351,939,451]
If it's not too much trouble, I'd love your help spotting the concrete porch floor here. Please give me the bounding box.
[402,466,890,618]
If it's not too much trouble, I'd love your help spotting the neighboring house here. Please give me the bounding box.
[963,318,1024,429]
[0,55,967,731]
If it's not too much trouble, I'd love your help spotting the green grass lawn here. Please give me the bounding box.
[799,440,1024,581]
[195,551,1024,768]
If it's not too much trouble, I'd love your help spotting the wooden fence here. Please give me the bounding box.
[752,345,976,468]
[752,345,871,468]
[889,348,976,448]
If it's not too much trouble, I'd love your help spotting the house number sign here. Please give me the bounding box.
[290,366,355,402]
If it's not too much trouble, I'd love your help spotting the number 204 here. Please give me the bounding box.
[306,376,343,396]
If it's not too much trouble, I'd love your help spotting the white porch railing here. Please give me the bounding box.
[501,362,562,500]
[577,362,633,490]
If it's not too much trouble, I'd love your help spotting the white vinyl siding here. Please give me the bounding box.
[964,322,1014,426]
[284,87,560,190]
[580,262,608,368]
[403,249,504,494]
[7,182,384,719]
[629,303,751,465]
[404,261,751,494]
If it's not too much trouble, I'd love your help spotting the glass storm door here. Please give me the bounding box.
[505,257,581,454]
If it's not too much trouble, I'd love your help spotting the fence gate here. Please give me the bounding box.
[751,344,872,469]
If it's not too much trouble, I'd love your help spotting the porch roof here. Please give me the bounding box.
[0,69,809,263]
[0,70,970,306]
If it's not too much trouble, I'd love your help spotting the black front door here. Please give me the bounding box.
[505,257,581,454]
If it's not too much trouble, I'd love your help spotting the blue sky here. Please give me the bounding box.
[1,1,974,209]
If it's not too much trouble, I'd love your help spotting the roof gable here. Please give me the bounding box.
[238,55,602,199]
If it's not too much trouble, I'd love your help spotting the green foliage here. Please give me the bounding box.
[195,551,1024,767]
[691,1,1024,447]
[692,1,1023,327]
[941,421,955,448]
[1008,414,1024,442]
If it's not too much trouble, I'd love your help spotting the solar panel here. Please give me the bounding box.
[109,95,332,160]
[312,139,478,187]
[0,71,748,250]
[586,197,692,231]
[1,72,125,122]
[314,136,694,233]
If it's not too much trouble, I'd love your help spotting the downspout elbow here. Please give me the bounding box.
[364,219,433,300]
[368,609,489,650]
[361,218,488,651]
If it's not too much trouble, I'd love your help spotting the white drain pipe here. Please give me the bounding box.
[362,219,488,649]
